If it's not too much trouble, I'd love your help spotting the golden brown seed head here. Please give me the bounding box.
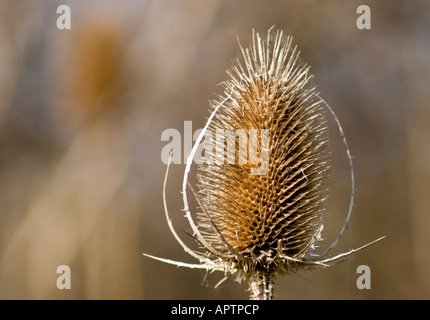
[143,28,382,300]
[196,30,330,277]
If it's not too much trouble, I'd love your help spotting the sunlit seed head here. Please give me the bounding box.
[144,28,384,300]
[196,29,330,276]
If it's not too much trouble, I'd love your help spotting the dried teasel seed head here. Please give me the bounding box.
[144,28,385,300]
[196,29,330,278]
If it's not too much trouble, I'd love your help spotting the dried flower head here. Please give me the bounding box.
[144,28,383,300]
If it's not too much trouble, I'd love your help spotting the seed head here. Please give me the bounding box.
[144,28,384,300]
[196,30,330,276]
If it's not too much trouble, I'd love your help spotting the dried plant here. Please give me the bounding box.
[144,28,383,300]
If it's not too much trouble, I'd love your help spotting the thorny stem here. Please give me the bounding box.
[248,271,274,300]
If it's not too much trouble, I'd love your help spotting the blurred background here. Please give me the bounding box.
[0,0,429,299]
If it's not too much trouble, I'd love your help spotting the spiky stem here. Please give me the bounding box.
[248,271,274,300]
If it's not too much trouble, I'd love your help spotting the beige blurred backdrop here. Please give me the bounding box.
[0,0,429,299]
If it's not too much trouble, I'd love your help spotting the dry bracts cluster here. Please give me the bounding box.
[196,31,329,272]
[144,28,383,300]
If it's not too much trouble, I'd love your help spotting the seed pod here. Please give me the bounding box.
[195,29,330,296]
[144,28,384,300]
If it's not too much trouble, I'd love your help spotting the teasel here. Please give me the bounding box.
[144,28,384,300]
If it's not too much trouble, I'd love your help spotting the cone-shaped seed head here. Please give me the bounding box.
[195,30,330,277]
